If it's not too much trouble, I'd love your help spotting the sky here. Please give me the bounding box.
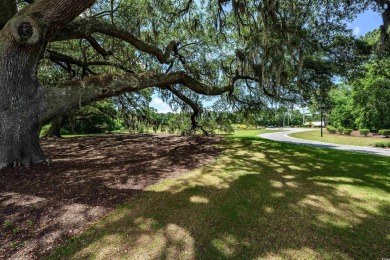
[347,9,382,37]
[150,9,383,113]
[150,97,173,113]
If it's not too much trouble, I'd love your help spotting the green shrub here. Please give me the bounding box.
[138,124,145,133]
[60,128,71,135]
[378,129,390,138]
[338,127,344,134]
[327,126,337,134]
[374,142,387,148]
[359,129,370,136]
[343,128,353,135]
[39,124,51,137]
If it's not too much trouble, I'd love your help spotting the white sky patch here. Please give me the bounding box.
[150,98,173,113]
[353,26,360,36]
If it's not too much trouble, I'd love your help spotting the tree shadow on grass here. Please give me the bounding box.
[45,136,390,259]
[0,134,220,259]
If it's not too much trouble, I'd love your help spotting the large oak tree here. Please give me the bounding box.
[0,0,386,169]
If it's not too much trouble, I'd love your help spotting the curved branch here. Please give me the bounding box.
[178,72,234,95]
[160,85,207,135]
[233,74,275,98]
[51,18,177,64]
[42,71,234,125]
[18,0,96,35]
[87,61,133,73]
[47,49,132,74]
[168,0,193,16]
[2,0,95,48]
[85,35,112,57]
[47,49,96,75]
[43,73,139,125]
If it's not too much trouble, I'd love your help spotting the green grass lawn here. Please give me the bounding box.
[60,129,281,138]
[46,130,390,259]
[289,129,385,147]
[235,129,285,135]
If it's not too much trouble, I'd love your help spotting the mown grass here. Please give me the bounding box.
[289,129,384,147]
[60,129,281,138]
[46,130,390,259]
[242,129,285,135]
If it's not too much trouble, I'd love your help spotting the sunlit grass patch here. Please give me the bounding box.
[45,130,390,260]
[289,129,382,146]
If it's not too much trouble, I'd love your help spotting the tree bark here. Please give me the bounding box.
[0,0,17,29]
[41,71,233,125]
[44,116,65,138]
[0,22,48,169]
[0,0,97,169]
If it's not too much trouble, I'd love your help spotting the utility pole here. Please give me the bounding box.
[320,103,325,137]
[320,108,323,137]
[287,113,290,126]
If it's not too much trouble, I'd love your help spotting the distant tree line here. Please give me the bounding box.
[328,30,390,132]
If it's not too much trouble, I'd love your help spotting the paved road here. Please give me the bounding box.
[259,128,390,157]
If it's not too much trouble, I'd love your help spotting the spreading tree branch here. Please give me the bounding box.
[47,49,96,75]
[51,18,178,64]
[42,71,234,125]
[47,49,133,75]
[168,0,193,16]
[161,85,209,136]
[19,0,96,35]
[2,0,96,48]
[85,35,113,57]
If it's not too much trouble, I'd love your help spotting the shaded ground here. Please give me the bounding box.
[0,134,221,260]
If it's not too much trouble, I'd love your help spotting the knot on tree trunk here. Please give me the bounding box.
[18,22,33,40]
[9,15,43,46]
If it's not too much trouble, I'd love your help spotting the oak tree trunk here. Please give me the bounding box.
[44,117,64,138]
[0,16,48,169]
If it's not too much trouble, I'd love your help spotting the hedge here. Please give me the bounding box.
[378,129,390,138]
[373,142,390,148]
[359,129,370,136]
[343,128,353,135]
[327,126,337,134]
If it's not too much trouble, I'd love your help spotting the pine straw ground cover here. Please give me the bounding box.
[0,134,221,259]
[45,130,389,259]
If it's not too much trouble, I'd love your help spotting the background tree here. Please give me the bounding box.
[328,29,390,131]
[328,85,356,129]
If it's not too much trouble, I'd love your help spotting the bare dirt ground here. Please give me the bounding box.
[348,130,385,138]
[0,134,221,260]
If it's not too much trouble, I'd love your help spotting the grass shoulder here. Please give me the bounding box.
[232,129,285,138]
[289,129,384,147]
